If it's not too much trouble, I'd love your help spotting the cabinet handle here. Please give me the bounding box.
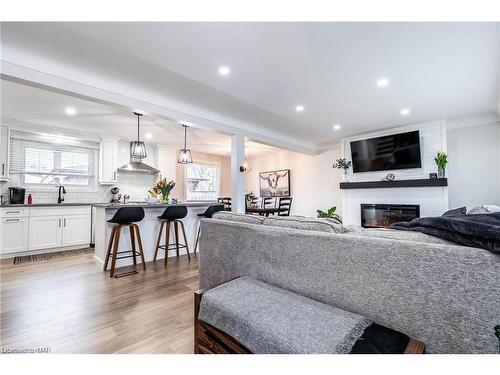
[1,163,4,175]
[113,171,116,180]
[58,218,61,227]
[6,211,20,214]
[5,218,19,222]
[64,218,67,227]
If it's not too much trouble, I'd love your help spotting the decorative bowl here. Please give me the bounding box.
[144,197,158,205]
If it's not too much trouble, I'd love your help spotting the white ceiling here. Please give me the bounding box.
[1,22,499,151]
[0,79,279,157]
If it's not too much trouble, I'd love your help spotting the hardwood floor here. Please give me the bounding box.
[0,252,199,353]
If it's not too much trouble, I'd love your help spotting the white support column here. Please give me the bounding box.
[231,134,246,213]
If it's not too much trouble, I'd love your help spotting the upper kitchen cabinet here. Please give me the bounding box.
[99,138,118,185]
[0,125,10,182]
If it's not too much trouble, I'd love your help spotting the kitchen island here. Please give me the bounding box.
[93,202,217,269]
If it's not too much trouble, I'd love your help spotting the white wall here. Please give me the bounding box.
[245,147,342,217]
[447,121,500,209]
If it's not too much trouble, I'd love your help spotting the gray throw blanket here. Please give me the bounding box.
[390,212,500,253]
[198,277,371,353]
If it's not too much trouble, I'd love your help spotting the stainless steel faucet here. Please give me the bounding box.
[58,185,66,204]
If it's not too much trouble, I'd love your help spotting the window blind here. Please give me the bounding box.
[9,134,98,186]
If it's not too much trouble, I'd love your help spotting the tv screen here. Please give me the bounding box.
[350,130,422,173]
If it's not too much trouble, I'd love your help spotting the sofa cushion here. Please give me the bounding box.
[343,225,456,245]
[198,277,371,354]
[442,207,467,216]
[263,216,343,233]
[468,205,500,214]
[212,211,265,225]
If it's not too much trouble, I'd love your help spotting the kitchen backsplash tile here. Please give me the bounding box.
[0,172,158,204]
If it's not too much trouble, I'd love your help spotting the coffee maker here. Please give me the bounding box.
[9,187,26,204]
[110,187,121,203]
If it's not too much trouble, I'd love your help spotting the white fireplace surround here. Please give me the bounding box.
[341,120,449,226]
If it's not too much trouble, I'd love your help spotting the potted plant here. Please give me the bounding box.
[151,178,176,203]
[316,206,342,224]
[333,158,352,182]
[434,151,448,179]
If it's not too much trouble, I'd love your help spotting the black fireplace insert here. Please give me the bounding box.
[361,204,420,228]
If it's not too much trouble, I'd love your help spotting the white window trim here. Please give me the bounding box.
[183,159,222,202]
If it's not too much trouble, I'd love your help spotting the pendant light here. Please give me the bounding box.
[130,112,147,159]
[178,124,193,164]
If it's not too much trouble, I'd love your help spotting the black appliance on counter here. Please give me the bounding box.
[9,187,26,204]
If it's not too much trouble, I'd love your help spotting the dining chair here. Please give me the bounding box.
[277,197,292,216]
[262,197,276,209]
[217,197,232,211]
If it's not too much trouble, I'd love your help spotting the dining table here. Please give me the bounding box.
[246,206,285,217]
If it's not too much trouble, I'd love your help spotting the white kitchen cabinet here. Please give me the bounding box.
[0,125,9,181]
[99,139,118,185]
[29,206,91,251]
[29,216,62,250]
[1,217,29,254]
[61,214,90,246]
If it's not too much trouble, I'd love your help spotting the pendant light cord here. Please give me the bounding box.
[184,125,187,149]
[137,114,140,142]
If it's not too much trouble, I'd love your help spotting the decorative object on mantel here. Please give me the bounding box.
[332,158,352,182]
[259,169,290,197]
[382,173,396,181]
[434,151,448,179]
[130,112,148,159]
[178,124,193,164]
[150,177,176,203]
[429,173,438,180]
[316,206,342,224]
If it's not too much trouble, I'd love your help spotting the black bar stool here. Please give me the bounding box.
[153,206,190,265]
[194,204,224,253]
[103,207,146,278]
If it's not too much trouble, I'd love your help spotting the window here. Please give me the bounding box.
[185,162,220,201]
[9,133,98,190]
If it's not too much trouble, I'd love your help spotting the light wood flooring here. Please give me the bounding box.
[0,252,199,353]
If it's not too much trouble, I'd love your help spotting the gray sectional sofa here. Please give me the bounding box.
[198,212,500,354]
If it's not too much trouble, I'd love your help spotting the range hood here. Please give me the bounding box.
[118,158,160,174]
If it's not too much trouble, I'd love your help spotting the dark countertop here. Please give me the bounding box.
[1,202,95,208]
[92,201,219,209]
[1,201,220,209]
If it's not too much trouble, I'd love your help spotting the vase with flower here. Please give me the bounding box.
[151,178,176,203]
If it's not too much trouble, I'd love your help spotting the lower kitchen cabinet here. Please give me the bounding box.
[0,206,91,256]
[29,215,63,251]
[1,216,29,254]
[61,214,91,246]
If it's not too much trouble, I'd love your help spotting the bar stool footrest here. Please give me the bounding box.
[115,249,142,260]
[157,244,187,251]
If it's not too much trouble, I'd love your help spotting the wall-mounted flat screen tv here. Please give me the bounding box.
[350,130,422,173]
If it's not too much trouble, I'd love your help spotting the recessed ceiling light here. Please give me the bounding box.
[145,133,153,140]
[333,124,341,130]
[377,78,389,88]
[400,108,411,116]
[65,107,76,116]
[295,105,304,112]
[218,66,230,76]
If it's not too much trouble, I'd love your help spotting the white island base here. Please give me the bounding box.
[93,202,215,269]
